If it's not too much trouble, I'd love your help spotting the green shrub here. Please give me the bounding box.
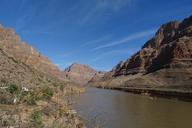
[6,84,19,94]
[30,110,43,128]
[42,87,54,100]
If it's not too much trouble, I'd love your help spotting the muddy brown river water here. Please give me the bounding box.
[72,88,192,128]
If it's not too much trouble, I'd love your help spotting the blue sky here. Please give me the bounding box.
[0,0,191,71]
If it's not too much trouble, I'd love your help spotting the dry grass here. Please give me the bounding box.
[0,84,85,128]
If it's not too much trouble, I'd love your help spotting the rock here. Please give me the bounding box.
[22,87,29,92]
[112,15,192,76]
[88,71,105,83]
[63,63,98,85]
[0,26,66,80]
[90,16,192,90]
[0,37,70,90]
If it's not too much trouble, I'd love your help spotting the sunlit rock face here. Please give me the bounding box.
[113,16,192,76]
[63,63,98,85]
[88,16,192,89]
[0,26,66,80]
[88,71,105,83]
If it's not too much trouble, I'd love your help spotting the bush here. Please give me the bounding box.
[42,87,54,100]
[6,84,19,94]
[30,110,43,128]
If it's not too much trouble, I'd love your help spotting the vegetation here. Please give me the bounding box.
[30,110,44,128]
[24,91,38,105]
[0,25,85,127]
[6,83,19,94]
[0,82,84,127]
[41,87,54,100]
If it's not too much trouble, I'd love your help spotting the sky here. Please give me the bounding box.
[0,0,191,71]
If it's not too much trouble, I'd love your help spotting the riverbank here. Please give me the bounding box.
[97,86,192,102]
[0,84,85,128]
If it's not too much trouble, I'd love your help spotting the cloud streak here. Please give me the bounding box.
[92,29,155,51]
[91,48,138,62]
[82,35,111,46]
[79,0,135,25]
[96,0,134,11]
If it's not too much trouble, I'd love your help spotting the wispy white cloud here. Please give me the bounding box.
[59,35,111,58]
[79,0,135,25]
[82,35,111,46]
[91,48,137,62]
[98,0,134,11]
[92,29,155,51]
[15,1,40,31]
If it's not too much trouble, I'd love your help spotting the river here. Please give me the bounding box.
[72,88,192,128]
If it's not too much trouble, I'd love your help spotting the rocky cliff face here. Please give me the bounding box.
[64,63,98,85]
[0,26,66,80]
[88,71,105,83]
[113,16,192,76]
[89,16,192,90]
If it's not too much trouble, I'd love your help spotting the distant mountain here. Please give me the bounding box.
[0,26,66,80]
[90,16,192,90]
[63,63,99,85]
[0,25,102,86]
[88,71,105,83]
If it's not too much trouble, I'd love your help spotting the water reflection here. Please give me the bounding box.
[72,88,192,128]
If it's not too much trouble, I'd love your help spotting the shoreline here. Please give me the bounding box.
[96,86,192,102]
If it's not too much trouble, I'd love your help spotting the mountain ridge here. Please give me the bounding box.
[0,25,66,80]
[112,15,192,77]
[89,15,192,90]
[63,63,99,85]
[0,25,102,85]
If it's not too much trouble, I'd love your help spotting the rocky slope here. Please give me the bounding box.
[0,26,66,80]
[0,25,85,128]
[0,25,102,85]
[90,16,192,90]
[63,63,98,85]
[0,48,57,88]
[88,71,105,83]
[0,43,84,128]
[113,16,192,76]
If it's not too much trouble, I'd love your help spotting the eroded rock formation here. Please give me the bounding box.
[113,16,192,76]
[63,63,98,85]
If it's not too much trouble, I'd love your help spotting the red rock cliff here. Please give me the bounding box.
[113,16,192,76]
